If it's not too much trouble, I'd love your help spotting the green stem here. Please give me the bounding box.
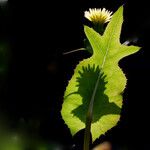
[83,111,92,150]
[93,23,104,35]
[63,48,85,55]
[83,70,102,150]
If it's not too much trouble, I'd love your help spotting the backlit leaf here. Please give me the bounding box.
[61,6,141,141]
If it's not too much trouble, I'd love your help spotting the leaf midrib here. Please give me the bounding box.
[88,12,121,121]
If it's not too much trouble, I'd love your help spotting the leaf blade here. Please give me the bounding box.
[61,6,141,141]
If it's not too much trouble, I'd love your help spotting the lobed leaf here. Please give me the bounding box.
[61,6,141,141]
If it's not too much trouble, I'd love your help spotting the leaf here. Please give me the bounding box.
[61,6,141,141]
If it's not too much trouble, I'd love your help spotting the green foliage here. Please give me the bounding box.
[61,6,141,141]
[0,135,24,150]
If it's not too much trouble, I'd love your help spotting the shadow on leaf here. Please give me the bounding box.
[71,64,121,123]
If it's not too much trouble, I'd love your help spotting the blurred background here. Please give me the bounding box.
[0,0,149,149]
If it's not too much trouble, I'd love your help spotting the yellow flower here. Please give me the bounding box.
[84,8,113,24]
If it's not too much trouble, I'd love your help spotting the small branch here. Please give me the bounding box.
[123,37,138,45]
[123,40,130,45]
[63,48,86,55]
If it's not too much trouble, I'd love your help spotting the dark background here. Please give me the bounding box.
[0,0,149,149]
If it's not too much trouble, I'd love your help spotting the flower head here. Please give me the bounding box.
[84,8,113,24]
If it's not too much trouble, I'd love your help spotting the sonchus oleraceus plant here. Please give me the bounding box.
[61,6,141,150]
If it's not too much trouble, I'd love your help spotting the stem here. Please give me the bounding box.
[63,48,85,55]
[83,72,102,150]
[83,111,92,150]
[93,23,104,35]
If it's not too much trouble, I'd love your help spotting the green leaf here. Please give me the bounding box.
[61,6,141,141]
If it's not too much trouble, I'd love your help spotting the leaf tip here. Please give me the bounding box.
[84,25,91,33]
[118,5,124,12]
[111,5,123,20]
